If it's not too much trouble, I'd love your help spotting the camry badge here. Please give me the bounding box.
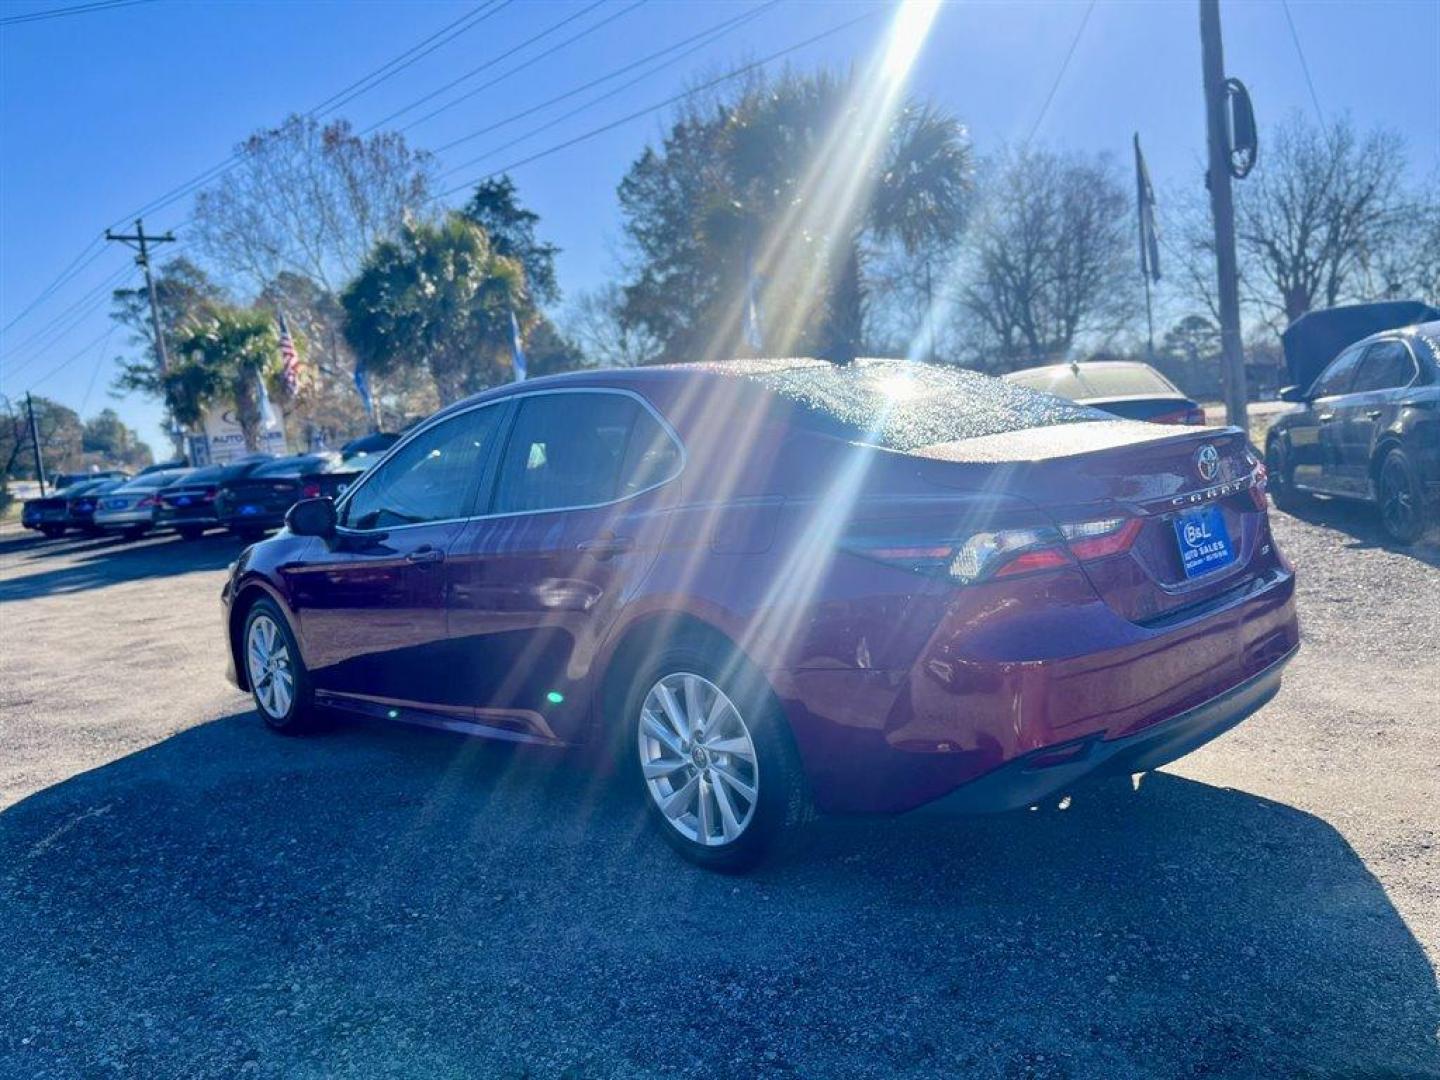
[1195,444,1220,482]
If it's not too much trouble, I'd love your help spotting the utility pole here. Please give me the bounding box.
[25,391,48,496]
[106,218,181,453]
[1200,0,1248,432]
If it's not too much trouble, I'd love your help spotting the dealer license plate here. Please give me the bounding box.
[1173,504,1234,579]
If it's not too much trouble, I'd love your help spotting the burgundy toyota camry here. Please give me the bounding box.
[222,359,1298,870]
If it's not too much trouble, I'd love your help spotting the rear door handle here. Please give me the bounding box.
[1365,409,1383,420]
[406,546,445,565]
[1317,413,1336,422]
[577,535,635,559]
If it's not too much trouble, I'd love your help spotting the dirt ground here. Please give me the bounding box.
[1,498,1437,1079]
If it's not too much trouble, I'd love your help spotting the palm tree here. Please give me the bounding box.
[169,306,283,451]
[870,104,973,358]
[342,213,531,404]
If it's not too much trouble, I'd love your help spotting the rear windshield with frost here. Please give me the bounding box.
[749,359,1105,452]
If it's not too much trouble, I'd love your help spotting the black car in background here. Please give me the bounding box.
[65,478,128,533]
[214,453,360,541]
[1003,361,1206,425]
[1267,320,1440,544]
[21,478,107,537]
[156,454,276,540]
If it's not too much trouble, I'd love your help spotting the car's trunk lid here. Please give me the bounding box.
[913,420,1265,622]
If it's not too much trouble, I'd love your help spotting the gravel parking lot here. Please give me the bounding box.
[1,504,1437,1079]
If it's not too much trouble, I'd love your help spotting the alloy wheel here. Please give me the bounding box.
[1380,458,1416,540]
[246,613,295,720]
[637,672,759,847]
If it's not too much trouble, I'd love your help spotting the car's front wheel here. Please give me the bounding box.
[1377,446,1429,545]
[626,642,811,872]
[243,599,316,733]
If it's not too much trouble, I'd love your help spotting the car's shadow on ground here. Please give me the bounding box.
[2,712,1436,1077]
[0,531,248,600]
[1279,494,1440,568]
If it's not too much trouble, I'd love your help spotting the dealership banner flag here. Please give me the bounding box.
[510,308,527,382]
[1134,133,1162,282]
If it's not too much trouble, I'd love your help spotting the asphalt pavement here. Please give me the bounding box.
[1,504,1437,1079]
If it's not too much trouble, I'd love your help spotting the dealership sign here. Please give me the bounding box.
[196,402,287,464]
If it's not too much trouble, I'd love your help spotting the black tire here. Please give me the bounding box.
[234,527,266,543]
[1376,446,1429,546]
[241,597,318,734]
[621,636,813,872]
[177,525,206,541]
[39,525,65,539]
[1265,436,1302,512]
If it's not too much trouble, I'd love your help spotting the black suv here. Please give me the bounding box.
[1267,320,1439,543]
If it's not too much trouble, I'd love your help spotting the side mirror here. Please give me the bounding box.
[1279,385,1307,404]
[286,497,336,538]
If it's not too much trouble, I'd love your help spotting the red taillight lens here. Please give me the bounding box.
[137,495,159,509]
[1151,405,1208,426]
[847,516,1141,585]
[301,483,322,499]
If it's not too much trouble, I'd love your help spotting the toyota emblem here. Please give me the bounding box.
[1195,444,1220,482]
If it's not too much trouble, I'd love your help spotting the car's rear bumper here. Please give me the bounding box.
[775,562,1299,814]
[157,509,219,526]
[93,510,154,528]
[916,643,1295,814]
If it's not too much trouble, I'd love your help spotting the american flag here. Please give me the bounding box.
[277,310,302,394]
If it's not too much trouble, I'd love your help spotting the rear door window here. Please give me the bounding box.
[491,393,680,514]
[1350,341,1416,393]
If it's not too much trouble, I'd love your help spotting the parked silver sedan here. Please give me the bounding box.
[92,468,193,540]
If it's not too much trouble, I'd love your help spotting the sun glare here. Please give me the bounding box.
[882,0,942,81]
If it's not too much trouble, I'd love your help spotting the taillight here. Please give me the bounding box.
[137,496,159,509]
[1151,405,1208,426]
[301,483,322,499]
[201,487,217,502]
[1248,456,1268,510]
[847,516,1142,584]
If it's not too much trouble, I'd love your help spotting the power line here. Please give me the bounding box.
[436,7,880,202]
[311,1,509,118]
[0,0,153,28]
[1022,0,1096,151]
[110,1,512,231]
[1280,0,1326,128]
[4,262,134,372]
[78,322,120,413]
[26,322,124,391]
[362,0,611,135]
[3,4,514,343]
[433,0,777,160]
[0,239,105,335]
[396,0,648,136]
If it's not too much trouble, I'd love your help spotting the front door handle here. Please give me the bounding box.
[1317,413,1336,422]
[577,535,635,560]
[1365,409,1383,420]
[406,546,445,565]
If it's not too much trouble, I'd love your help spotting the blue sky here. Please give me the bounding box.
[2,0,1437,451]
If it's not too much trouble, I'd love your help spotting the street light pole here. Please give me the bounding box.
[1200,0,1249,433]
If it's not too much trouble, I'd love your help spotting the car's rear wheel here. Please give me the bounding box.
[1377,446,1428,545]
[178,525,206,541]
[243,599,316,733]
[39,525,64,539]
[121,526,149,541]
[625,641,811,872]
[1265,437,1301,511]
[234,527,266,543]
